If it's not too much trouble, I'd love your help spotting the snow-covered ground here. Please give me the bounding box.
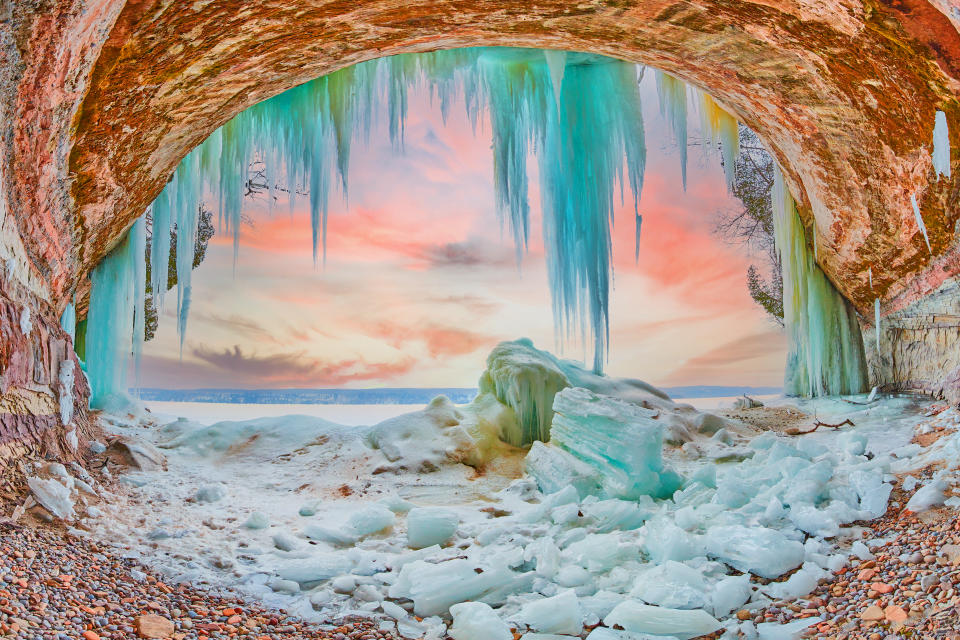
[73,341,960,640]
[144,402,425,426]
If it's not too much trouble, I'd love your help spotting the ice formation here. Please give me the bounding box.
[911,193,932,254]
[480,338,675,446]
[79,49,751,400]
[933,109,951,179]
[771,167,868,396]
[59,301,76,344]
[874,298,882,356]
[85,219,144,409]
[656,70,688,189]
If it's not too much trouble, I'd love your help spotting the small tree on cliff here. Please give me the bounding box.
[143,205,216,341]
[714,125,784,327]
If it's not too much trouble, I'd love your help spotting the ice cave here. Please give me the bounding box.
[3,2,960,640]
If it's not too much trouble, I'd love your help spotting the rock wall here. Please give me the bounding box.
[866,275,960,401]
[2,0,960,460]
[0,279,92,469]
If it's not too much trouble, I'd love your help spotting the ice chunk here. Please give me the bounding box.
[515,590,582,635]
[761,563,826,600]
[705,526,804,578]
[906,474,949,512]
[479,339,571,445]
[275,553,352,587]
[545,387,682,500]
[565,533,642,571]
[348,505,396,537]
[587,629,679,640]
[525,441,602,497]
[449,602,512,640]
[406,507,459,549]
[712,574,753,617]
[243,512,269,529]
[911,194,932,254]
[756,617,821,639]
[524,538,561,578]
[27,477,74,519]
[849,470,891,517]
[194,485,225,503]
[581,498,651,532]
[604,601,721,640]
[642,517,705,563]
[389,559,526,616]
[272,531,301,551]
[629,561,708,609]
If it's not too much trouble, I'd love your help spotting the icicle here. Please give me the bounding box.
[635,213,643,263]
[910,193,932,254]
[543,49,566,112]
[86,221,141,410]
[656,70,688,190]
[697,91,739,190]
[933,110,951,179]
[771,165,868,396]
[874,298,882,356]
[59,301,76,344]
[868,266,873,289]
[131,217,146,393]
[143,48,655,373]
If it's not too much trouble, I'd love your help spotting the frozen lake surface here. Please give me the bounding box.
[145,402,426,426]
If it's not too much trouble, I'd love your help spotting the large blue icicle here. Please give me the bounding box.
[86,219,143,410]
[771,167,868,396]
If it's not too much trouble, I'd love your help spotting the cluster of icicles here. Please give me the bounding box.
[72,46,947,409]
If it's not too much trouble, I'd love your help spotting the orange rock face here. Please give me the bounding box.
[1,0,960,409]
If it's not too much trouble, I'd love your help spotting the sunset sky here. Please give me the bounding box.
[140,68,787,390]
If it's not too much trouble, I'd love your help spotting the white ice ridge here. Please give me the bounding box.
[933,109,951,179]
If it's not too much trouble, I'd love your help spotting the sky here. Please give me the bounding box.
[140,67,787,390]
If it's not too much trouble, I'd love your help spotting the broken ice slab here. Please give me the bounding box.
[26,477,74,519]
[527,387,682,500]
[604,601,721,640]
[406,507,459,549]
[705,525,804,579]
[449,602,513,640]
[274,553,353,588]
[524,441,602,498]
[629,561,708,610]
[389,558,529,617]
[347,505,396,537]
[586,629,680,640]
[756,616,821,639]
[514,590,582,635]
[711,574,753,617]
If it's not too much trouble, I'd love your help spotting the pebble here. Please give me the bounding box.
[0,527,398,640]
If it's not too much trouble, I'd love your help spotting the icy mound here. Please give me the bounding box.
[480,339,677,446]
[366,395,517,471]
[526,388,683,500]
[159,414,357,460]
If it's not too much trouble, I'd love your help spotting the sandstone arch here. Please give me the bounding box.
[2,0,960,442]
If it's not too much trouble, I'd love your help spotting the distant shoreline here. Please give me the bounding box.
[135,386,782,404]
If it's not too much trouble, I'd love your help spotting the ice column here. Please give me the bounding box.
[86,218,144,409]
[771,167,868,396]
[933,110,950,179]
